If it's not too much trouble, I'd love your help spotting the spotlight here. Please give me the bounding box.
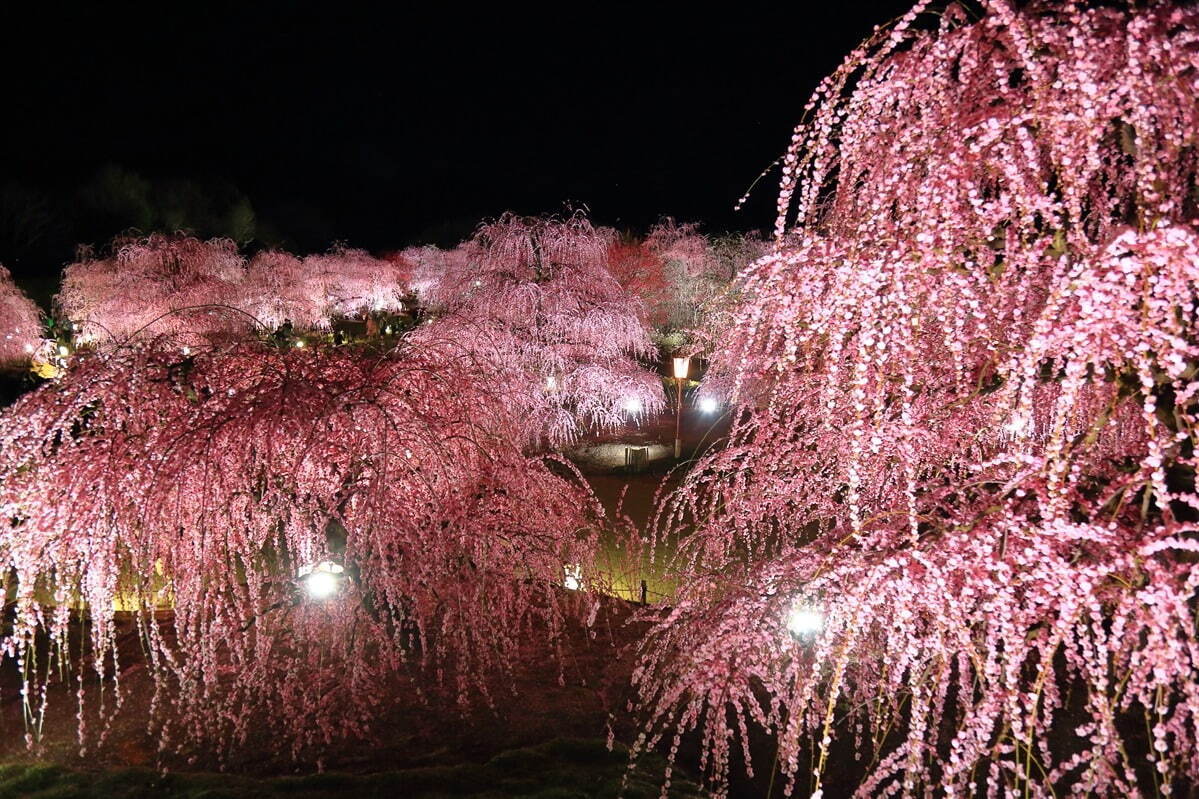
[786,602,824,638]
[297,560,345,600]
[698,396,719,414]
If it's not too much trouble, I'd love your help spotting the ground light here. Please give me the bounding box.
[698,396,718,414]
[786,601,824,638]
[623,396,642,414]
[563,564,582,591]
[297,560,346,600]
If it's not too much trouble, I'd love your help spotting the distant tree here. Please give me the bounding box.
[58,235,410,346]
[243,245,411,331]
[0,183,61,269]
[77,165,257,244]
[57,234,251,345]
[76,165,155,233]
[242,249,323,330]
[401,243,463,300]
[306,246,411,320]
[0,265,42,368]
[414,213,664,447]
[614,221,764,358]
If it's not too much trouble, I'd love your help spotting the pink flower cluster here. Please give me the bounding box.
[637,2,1199,796]
[57,235,410,345]
[0,339,607,764]
[0,265,41,368]
[410,213,665,446]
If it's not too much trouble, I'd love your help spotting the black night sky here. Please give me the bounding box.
[1,2,914,282]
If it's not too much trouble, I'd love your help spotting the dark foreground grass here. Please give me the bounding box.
[0,738,702,799]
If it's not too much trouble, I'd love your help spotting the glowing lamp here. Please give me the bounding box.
[672,356,691,380]
[698,396,718,414]
[623,396,642,414]
[786,601,824,638]
[294,339,305,349]
[297,560,345,600]
[563,564,582,591]
[57,344,70,357]
[545,374,557,391]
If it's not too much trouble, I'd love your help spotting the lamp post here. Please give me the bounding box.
[672,355,690,459]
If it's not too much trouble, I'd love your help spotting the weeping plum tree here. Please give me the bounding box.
[0,265,41,369]
[57,235,409,346]
[57,235,251,345]
[633,2,1199,796]
[414,213,664,447]
[0,337,608,764]
[248,245,411,330]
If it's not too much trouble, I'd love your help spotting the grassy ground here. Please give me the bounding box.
[0,738,703,799]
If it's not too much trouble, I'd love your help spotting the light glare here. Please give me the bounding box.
[786,603,824,637]
[305,570,339,599]
[298,560,345,600]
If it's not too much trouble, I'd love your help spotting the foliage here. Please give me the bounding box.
[78,165,258,245]
[412,213,664,447]
[635,2,1199,796]
[607,237,670,329]
[0,339,608,764]
[607,223,764,358]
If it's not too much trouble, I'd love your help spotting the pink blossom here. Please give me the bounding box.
[0,265,41,368]
[635,3,1199,795]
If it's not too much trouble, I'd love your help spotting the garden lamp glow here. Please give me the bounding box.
[297,560,346,600]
